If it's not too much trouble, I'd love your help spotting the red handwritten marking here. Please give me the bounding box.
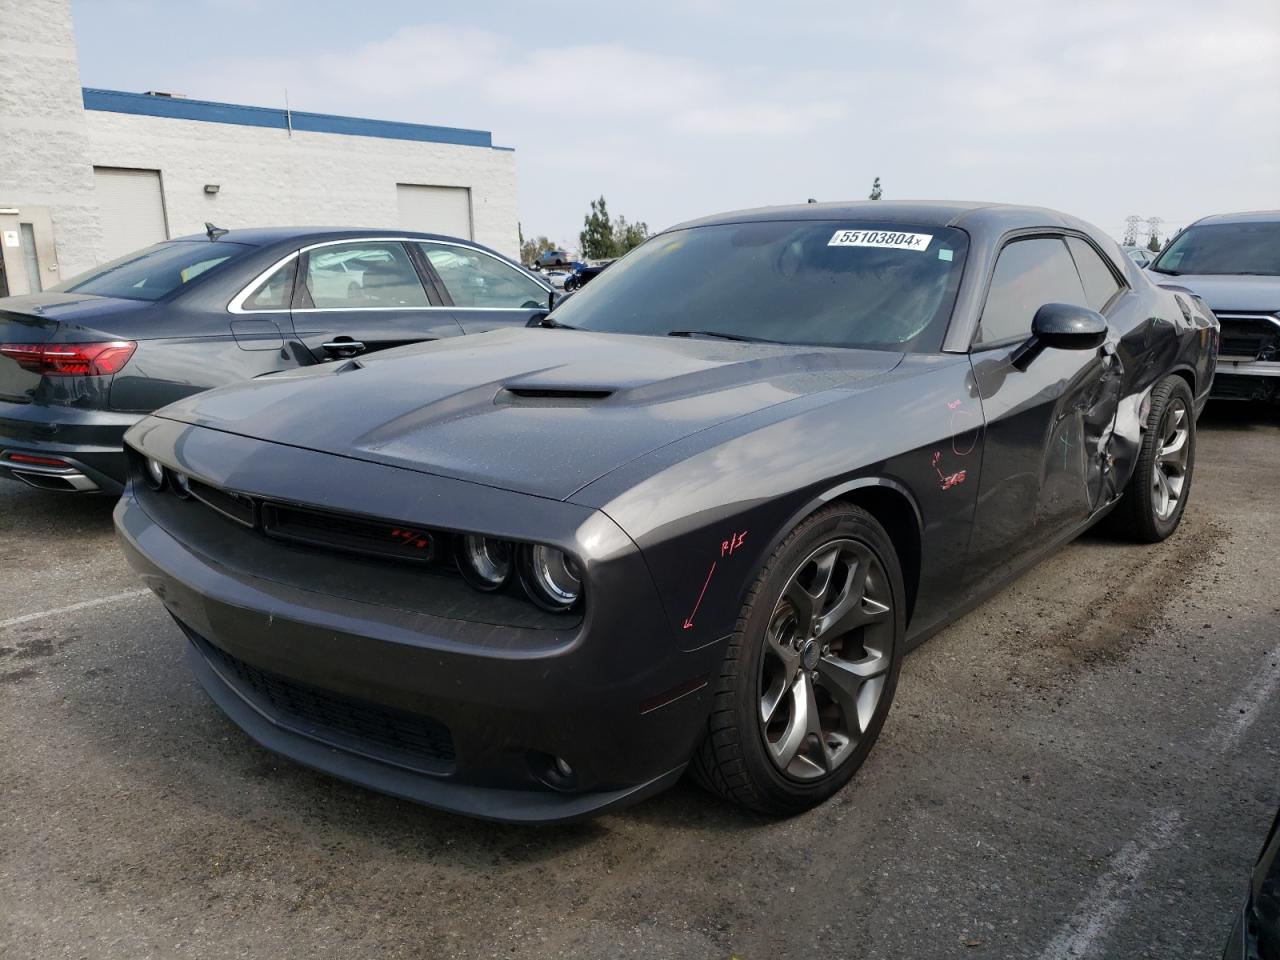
[721,529,748,557]
[932,451,967,490]
[390,528,430,550]
[683,561,717,630]
[947,399,962,410]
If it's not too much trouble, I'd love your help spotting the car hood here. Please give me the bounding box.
[153,328,903,500]
[1148,273,1280,313]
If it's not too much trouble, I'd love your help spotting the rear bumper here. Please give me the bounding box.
[113,462,722,822]
[0,398,139,492]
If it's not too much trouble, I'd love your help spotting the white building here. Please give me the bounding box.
[0,0,519,297]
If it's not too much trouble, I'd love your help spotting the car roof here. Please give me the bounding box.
[668,199,1105,238]
[165,226,498,250]
[1189,210,1280,226]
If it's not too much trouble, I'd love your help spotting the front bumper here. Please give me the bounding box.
[113,422,725,823]
[0,397,139,492]
[1212,360,1280,402]
[1211,312,1280,401]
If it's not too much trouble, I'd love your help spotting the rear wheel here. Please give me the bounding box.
[1112,375,1196,542]
[691,504,905,815]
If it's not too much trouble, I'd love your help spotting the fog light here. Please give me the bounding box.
[144,457,166,490]
[520,544,582,611]
[456,534,513,591]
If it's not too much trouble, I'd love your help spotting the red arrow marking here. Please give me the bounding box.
[682,561,717,630]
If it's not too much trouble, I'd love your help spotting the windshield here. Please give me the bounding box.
[550,220,969,351]
[1151,221,1280,276]
[60,240,251,301]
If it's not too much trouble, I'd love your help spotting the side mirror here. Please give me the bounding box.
[1012,303,1107,369]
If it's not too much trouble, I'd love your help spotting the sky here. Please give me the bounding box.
[71,0,1280,251]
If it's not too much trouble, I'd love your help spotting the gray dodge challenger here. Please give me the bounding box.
[115,201,1219,823]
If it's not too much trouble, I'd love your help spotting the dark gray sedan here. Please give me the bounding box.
[0,228,553,493]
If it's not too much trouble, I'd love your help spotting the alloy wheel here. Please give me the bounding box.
[757,538,894,781]
[1152,397,1189,522]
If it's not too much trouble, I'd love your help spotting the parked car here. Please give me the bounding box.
[1123,245,1155,267]
[1223,805,1280,959]
[117,201,1217,823]
[563,261,612,291]
[537,248,571,268]
[0,227,553,493]
[1147,210,1280,402]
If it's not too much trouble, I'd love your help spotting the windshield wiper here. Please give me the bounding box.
[1149,267,1179,275]
[667,329,784,344]
[533,315,577,329]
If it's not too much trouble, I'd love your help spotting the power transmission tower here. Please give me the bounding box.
[1123,215,1143,247]
[1145,216,1163,251]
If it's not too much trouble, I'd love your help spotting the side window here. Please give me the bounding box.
[304,242,427,309]
[1066,237,1123,312]
[976,237,1087,346]
[242,259,297,311]
[418,242,548,309]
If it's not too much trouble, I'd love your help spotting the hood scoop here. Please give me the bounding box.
[497,385,615,406]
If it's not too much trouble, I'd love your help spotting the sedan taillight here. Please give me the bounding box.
[0,341,137,376]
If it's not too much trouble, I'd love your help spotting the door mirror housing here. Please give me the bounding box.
[1032,302,1107,349]
[1012,303,1107,369]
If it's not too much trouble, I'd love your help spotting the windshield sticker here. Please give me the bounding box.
[828,229,933,251]
[938,248,954,261]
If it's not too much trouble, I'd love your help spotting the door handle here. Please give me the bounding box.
[321,339,365,358]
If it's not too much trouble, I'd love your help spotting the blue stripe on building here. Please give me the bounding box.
[81,88,496,149]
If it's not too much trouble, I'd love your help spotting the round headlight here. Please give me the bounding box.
[520,544,582,611]
[143,457,166,490]
[456,534,513,591]
[171,471,191,499]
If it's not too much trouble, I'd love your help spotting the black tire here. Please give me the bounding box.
[1112,375,1196,542]
[691,503,906,815]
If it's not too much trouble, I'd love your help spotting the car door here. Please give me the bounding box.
[289,239,463,361]
[414,241,552,335]
[966,234,1123,578]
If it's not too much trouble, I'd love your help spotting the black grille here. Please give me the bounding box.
[1212,374,1276,402]
[262,501,439,564]
[188,478,255,527]
[192,632,456,773]
[1217,314,1279,361]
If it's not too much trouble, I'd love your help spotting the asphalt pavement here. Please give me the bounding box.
[2,403,1277,960]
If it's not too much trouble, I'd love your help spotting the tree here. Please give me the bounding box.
[1147,232,1162,253]
[519,233,557,267]
[868,176,882,200]
[579,196,651,260]
[580,196,618,259]
[614,215,650,254]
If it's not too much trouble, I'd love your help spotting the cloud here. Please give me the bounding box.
[117,1,1279,246]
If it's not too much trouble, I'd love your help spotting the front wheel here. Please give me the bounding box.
[691,504,905,815]
[1112,374,1196,542]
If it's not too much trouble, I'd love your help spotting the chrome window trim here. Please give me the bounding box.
[415,237,554,310]
[227,236,551,315]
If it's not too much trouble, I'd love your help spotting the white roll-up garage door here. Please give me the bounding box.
[93,167,168,261]
[396,184,472,240]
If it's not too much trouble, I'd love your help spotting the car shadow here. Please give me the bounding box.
[1197,399,1280,432]
[0,482,118,539]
